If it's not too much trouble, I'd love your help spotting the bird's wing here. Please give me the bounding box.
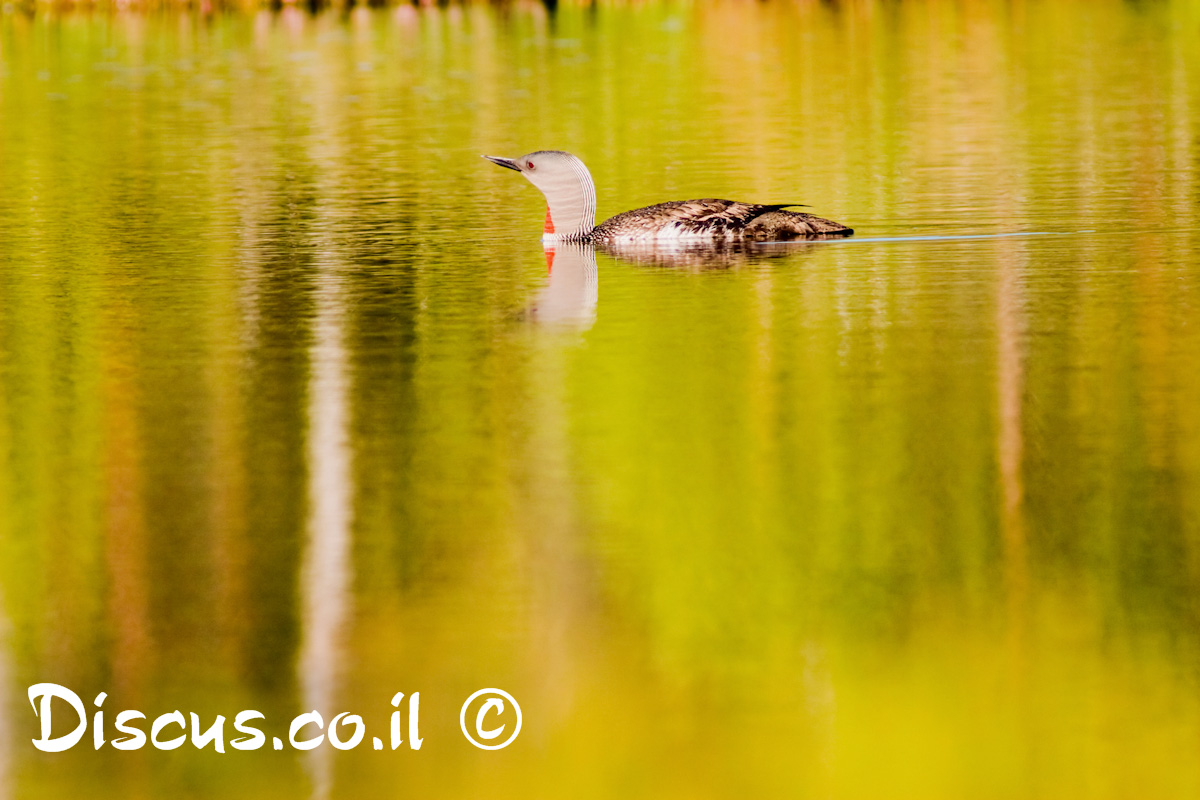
[644,200,800,227]
[597,200,818,239]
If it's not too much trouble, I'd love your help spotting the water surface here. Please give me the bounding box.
[2,2,1200,798]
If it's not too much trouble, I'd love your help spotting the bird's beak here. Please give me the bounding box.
[482,155,522,172]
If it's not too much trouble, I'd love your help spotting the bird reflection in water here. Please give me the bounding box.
[599,238,830,270]
[525,242,599,327]
[524,238,827,327]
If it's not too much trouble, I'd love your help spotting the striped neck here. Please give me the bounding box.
[536,155,597,241]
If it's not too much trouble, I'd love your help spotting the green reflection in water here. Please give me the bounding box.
[2,1,1200,798]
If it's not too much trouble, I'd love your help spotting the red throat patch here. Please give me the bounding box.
[543,206,555,235]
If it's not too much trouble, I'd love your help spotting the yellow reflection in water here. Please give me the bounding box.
[1,1,1200,799]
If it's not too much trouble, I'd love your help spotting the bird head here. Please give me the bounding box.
[483,150,597,239]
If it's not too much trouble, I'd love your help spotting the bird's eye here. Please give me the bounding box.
[526,161,535,170]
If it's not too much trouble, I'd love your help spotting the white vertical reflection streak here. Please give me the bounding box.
[532,244,598,327]
[299,270,353,800]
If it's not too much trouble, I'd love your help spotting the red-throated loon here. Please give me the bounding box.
[483,150,853,243]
